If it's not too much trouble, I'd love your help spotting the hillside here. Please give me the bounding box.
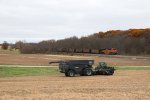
[12,28,150,55]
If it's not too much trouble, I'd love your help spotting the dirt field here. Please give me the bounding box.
[0,54,150,99]
[0,70,149,100]
[0,54,150,66]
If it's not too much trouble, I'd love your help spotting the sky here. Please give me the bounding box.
[0,0,150,43]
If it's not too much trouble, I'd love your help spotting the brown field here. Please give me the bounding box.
[0,54,150,66]
[0,70,150,100]
[0,54,150,100]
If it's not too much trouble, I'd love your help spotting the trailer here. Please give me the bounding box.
[49,60,115,77]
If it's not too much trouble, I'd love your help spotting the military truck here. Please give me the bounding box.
[49,60,115,77]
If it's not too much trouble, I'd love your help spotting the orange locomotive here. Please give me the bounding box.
[100,48,118,55]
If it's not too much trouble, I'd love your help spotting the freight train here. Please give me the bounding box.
[58,48,118,55]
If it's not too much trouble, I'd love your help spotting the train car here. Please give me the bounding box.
[91,49,100,54]
[82,49,91,53]
[68,48,75,53]
[74,49,83,53]
[57,48,66,52]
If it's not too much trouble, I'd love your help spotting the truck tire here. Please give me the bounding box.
[65,72,68,77]
[84,68,92,76]
[67,70,75,77]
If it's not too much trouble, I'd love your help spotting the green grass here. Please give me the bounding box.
[0,65,56,67]
[0,66,58,77]
[0,65,150,77]
[114,66,150,70]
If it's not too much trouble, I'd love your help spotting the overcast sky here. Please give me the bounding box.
[0,0,150,43]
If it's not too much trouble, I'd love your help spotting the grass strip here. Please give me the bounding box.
[114,66,150,70]
[0,65,150,77]
[0,66,58,77]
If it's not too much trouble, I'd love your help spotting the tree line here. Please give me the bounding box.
[3,28,150,55]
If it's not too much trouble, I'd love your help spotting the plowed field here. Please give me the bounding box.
[0,54,150,66]
[0,70,150,100]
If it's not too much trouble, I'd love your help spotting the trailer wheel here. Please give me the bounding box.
[109,70,114,75]
[67,70,75,77]
[105,70,110,75]
[105,70,114,75]
[84,68,92,76]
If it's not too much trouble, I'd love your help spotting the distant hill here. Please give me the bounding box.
[13,28,150,55]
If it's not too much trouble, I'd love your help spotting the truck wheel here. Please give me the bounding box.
[84,68,92,76]
[65,72,68,77]
[67,70,75,77]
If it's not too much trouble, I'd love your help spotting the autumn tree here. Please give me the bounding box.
[2,41,9,50]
